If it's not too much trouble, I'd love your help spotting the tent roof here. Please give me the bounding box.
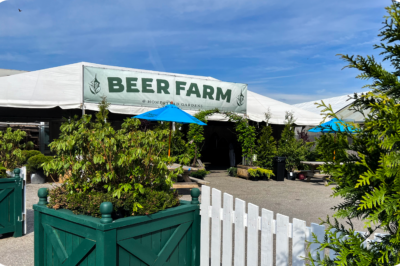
[0,62,322,125]
[293,92,367,115]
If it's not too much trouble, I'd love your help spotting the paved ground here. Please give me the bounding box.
[0,170,367,266]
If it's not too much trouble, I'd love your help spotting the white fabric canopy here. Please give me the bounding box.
[0,62,322,125]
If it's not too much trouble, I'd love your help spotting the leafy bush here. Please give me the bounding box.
[307,3,400,264]
[27,154,53,172]
[248,168,274,180]
[187,109,219,165]
[48,184,180,217]
[43,98,188,217]
[227,167,237,177]
[278,112,311,171]
[189,169,210,179]
[0,128,31,172]
[21,150,42,164]
[256,125,277,169]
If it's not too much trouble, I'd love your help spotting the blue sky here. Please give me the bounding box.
[0,0,389,104]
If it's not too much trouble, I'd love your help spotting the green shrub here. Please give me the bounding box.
[190,169,210,179]
[27,154,52,173]
[248,168,274,180]
[0,128,31,171]
[307,2,400,264]
[21,150,42,164]
[48,184,180,217]
[256,124,277,169]
[227,167,237,177]
[44,97,189,217]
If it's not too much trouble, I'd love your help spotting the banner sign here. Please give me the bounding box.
[83,66,247,113]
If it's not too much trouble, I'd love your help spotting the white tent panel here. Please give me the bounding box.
[0,62,322,125]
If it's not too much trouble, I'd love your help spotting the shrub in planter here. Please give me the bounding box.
[227,167,237,177]
[278,112,311,176]
[248,168,274,180]
[43,97,188,217]
[27,154,52,184]
[189,169,210,179]
[0,127,32,173]
[34,99,200,265]
[21,150,42,164]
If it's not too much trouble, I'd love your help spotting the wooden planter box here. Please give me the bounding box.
[33,188,201,266]
[0,169,24,237]
[236,164,258,180]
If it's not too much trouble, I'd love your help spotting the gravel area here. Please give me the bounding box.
[0,170,367,266]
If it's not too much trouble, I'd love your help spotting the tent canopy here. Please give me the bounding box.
[0,62,322,126]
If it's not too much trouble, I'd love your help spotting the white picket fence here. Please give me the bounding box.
[199,185,386,266]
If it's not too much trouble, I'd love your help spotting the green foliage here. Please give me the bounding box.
[278,112,311,171]
[0,163,6,177]
[187,109,219,165]
[227,167,237,177]
[27,154,53,173]
[0,127,32,172]
[225,112,257,166]
[189,169,210,179]
[256,125,277,169]
[47,184,180,217]
[44,98,187,216]
[153,122,190,163]
[247,168,274,180]
[308,4,400,264]
[21,150,42,165]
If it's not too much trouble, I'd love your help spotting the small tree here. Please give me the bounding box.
[256,112,277,169]
[44,98,188,216]
[187,109,218,165]
[0,127,31,175]
[308,2,400,264]
[278,112,310,172]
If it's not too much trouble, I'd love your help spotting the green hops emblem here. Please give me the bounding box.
[89,74,101,95]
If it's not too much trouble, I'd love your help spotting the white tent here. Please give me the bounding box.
[0,62,322,125]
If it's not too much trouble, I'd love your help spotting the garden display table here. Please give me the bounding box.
[300,161,331,185]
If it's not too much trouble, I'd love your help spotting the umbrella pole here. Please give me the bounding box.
[168,122,172,157]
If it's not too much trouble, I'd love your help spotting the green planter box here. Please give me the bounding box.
[0,169,23,237]
[33,188,201,266]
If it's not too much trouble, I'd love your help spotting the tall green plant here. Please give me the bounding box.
[278,112,310,171]
[225,112,257,166]
[44,98,188,213]
[308,2,400,264]
[256,112,277,169]
[0,127,31,174]
[187,109,218,165]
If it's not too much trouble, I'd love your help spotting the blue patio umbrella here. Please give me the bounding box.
[308,118,359,160]
[308,118,358,133]
[133,104,206,156]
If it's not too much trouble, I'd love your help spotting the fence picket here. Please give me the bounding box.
[292,218,306,266]
[310,223,325,261]
[261,209,273,266]
[247,203,259,266]
[211,188,222,266]
[222,193,233,266]
[234,198,246,266]
[200,186,210,266]
[199,186,345,265]
[276,214,289,265]
[329,228,338,259]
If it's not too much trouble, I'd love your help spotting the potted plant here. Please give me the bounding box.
[27,154,52,184]
[21,150,42,183]
[34,98,200,265]
[277,112,311,180]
